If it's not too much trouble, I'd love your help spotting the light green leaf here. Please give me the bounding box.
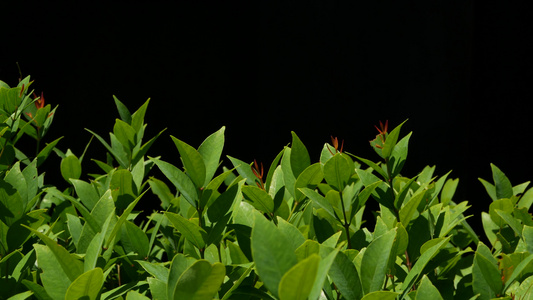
[172,260,225,300]
[114,118,136,150]
[60,151,82,183]
[110,169,137,211]
[278,254,320,300]
[168,254,196,300]
[472,247,502,298]
[65,268,104,300]
[361,291,399,300]
[172,136,206,188]
[382,120,407,159]
[415,275,443,300]
[70,179,99,211]
[290,132,311,178]
[126,290,151,300]
[294,163,324,202]
[323,153,352,191]
[361,228,397,294]
[131,98,150,132]
[252,211,298,297]
[241,185,274,215]
[137,260,169,282]
[198,126,225,186]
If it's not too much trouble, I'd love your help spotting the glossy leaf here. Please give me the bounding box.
[241,185,274,215]
[415,275,443,300]
[361,291,399,300]
[323,153,352,191]
[290,131,311,178]
[491,163,513,200]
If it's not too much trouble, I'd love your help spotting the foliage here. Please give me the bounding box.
[1,76,533,299]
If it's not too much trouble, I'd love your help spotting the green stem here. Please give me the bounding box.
[339,192,352,249]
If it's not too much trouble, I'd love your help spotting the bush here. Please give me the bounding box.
[1,76,532,299]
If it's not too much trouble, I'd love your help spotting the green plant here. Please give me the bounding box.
[1,75,532,299]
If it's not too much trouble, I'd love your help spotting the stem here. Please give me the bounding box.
[117,264,122,286]
[339,192,352,249]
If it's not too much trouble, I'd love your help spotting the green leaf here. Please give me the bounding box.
[121,220,150,258]
[252,211,298,297]
[70,179,99,211]
[241,185,274,215]
[110,169,138,211]
[389,132,411,178]
[36,136,63,167]
[308,247,339,300]
[290,132,311,178]
[323,153,353,191]
[472,244,503,299]
[168,254,196,300]
[382,120,407,159]
[503,253,533,292]
[361,228,397,294]
[198,126,225,186]
[278,254,320,300]
[165,212,207,250]
[33,243,83,300]
[491,163,514,200]
[65,268,104,300]
[479,177,497,201]
[281,147,297,198]
[400,236,450,298]
[300,187,336,221]
[227,156,256,186]
[171,136,206,189]
[152,158,199,207]
[489,198,514,227]
[328,250,363,300]
[137,260,169,282]
[113,95,132,124]
[114,118,137,150]
[415,275,443,300]
[60,151,82,183]
[294,163,324,202]
[361,291,399,300]
[172,260,226,300]
[131,98,150,132]
[126,290,151,300]
[352,155,389,181]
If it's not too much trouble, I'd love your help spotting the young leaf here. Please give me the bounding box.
[381,120,407,159]
[114,119,136,150]
[294,163,324,202]
[60,150,82,183]
[131,98,150,132]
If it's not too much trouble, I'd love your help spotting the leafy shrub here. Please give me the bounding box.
[1,76,532,299]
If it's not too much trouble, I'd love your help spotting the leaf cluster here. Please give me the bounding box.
[1,77,533,299]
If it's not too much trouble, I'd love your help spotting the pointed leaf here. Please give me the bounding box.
[290,132,310,178]
[252,211,298,297]
[131,98,150,132]
[323,153,353,191]
[198,126,225,186]
[492,164,513,200]
[165,212,207,249]
[241,185,274,215]
[113,95,132,124]
[361,228,397,294]
[415,275,443,300]
[152,158,198,207]
[172,260,225,300]
[171,136,206,188]
[65,268,104,300]
[278,254,320,300]
[328,250,363,300]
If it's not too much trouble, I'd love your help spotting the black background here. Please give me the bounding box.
[2,2,531,232]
